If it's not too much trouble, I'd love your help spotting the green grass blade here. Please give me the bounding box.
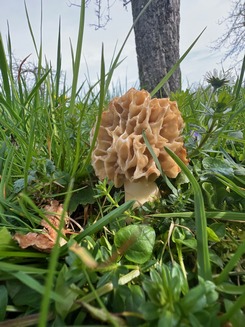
[38,179,74,327]
[73,200,134,244]
[81,44,106,174]
[0,34,11,104]
[0,251,47,259]
[23,115,36,190]
[0,146,14,217]
[9,271,66,304]
[0,262,47,273]
[75,270,140,308]
[215,174,245,198]
[233,54,245,100]
[215,241,245,285]
[209,104,245,146]
[150,211,245,222]
[164,146,212,281]
[216,283,245,295]
[24,69,50,106]
[69,0,85,114]
[6,22,13,73]
[219,289,245,324]
[24,0,38,55]
[55,18,62,101]
[142,130,177,193]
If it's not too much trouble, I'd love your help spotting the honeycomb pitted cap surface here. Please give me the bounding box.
[91,88,188,187]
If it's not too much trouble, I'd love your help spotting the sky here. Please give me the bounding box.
[0,0,241,91]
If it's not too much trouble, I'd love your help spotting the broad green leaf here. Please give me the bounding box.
[0,227,13,250]
[202,157,234,176]
[13,175,36,193]
[69,186,95,213]
[210,223,226,239]
[45,159,56,175]
[140,302,159,321]
[6,279,41,310]
[125,285,145,326]
[175,238,197,250]
[10,271,66,304]
[223,299,245,327]
[55,265,79,319]
[158,309,179,327]
[181,280,218,315]
[114,225,156,264]
[209,250,224,268]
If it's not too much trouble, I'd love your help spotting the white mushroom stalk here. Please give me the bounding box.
[91,88,188,207]
[124,179,160,207]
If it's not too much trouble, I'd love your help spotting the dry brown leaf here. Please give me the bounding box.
[13,200,69,252]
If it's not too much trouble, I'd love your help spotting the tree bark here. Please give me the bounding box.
[131,0,181,97]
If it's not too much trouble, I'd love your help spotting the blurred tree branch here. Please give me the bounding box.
[68,0,130,29]
[212,0,245,62]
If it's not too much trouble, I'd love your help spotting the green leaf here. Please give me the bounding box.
[6,279,42,310]
[210,223,226,239]
[202,157,234,176]
[217,283,245,295]
[202,182,217,210]
[10,271,65,304]
[223,299,245,327]
[69,186,95,213]
[0,227,14,250]
[45,159,56,176]
[55,265,79,319]
[209,250,224,268]
[158,309,179,327]
[175,238,197,250]
[0,34,11,104]
[13,175,36,193]
[0,285,7,321]
[140,302,159,321]
[181,283,207,313]
[216,241,245,285]
[207,227,220,242]
[114,225,156,264]
[215,173,245,198]
[72,200,134,245]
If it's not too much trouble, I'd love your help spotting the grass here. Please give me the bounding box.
[0,1,245,326]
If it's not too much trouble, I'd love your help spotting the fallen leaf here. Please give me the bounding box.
[13,200,69,252]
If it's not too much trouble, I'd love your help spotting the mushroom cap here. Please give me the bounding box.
[91,88,188,187]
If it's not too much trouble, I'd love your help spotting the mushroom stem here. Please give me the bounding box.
[124,179,160,207]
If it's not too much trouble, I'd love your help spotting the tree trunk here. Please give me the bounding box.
[131,0,181,97]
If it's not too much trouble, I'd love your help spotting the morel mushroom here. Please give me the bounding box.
[91,88,188,206]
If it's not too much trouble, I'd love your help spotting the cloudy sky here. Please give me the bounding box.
[0,0,240,91]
